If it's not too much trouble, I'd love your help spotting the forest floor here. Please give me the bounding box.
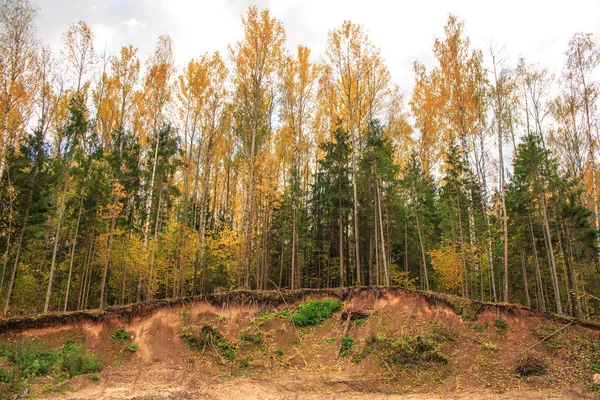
[1,287,600,399]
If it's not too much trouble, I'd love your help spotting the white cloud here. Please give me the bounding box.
[121,18,146,35]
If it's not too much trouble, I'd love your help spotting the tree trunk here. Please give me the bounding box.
[147,186,163,300]
[376,180,389,286]
[539,195,563,314]
[339,197,344,288]
[519,248,531,308]
[63,201,83,312]
[44,172,70,313]
[100,193,118,308]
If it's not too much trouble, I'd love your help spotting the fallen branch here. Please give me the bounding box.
[506,321,575,364]
[336,311,352,359]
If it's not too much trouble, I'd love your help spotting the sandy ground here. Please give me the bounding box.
[48,361,591,400]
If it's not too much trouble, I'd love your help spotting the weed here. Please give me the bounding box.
[532,323,565,349]
[111,328,129,341]
[0,337,102,397]
[89,375,100,382]
[180,325,236,361]
[291,299,342,327]
[352,346,371,364]
[123,343,138,353]
[324,338,335,344]
[481,342,499,352]
[216,316,228,321]
[275,349,284,356]
[0,368,15,383]
[494,318,510,333]
[473,323,486,334]
[429,322,457,343]
[371,335,449,368]
[240,328,264,345]
[340,336,354,357]
[238,356,252,368]
[113,359,122,366]
[59,341,103,378]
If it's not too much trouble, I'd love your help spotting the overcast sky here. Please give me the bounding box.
[34,0,600,96]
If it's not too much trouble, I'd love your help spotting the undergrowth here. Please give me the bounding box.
[111,328,129,341]
[339,336,354,357]
[180,325,236,361]
[290,299,342,327]
[0,337,102,396]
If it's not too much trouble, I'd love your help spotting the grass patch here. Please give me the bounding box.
[340,336,354,357]
[324,337,335,344]
[0,337,102,397]
[481,342,499,352]
[291,299,342,327]
[89,374,100,381]
[110,328,129,341]
[59,339,103,378]
[275,349,284,356]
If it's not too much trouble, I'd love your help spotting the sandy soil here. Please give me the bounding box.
[3,288,598,400]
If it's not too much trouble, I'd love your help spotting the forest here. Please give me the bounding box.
[0,0,599,319]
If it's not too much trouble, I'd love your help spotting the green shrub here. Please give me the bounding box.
[238,356,251,368]
[59,341,103,378]
[5,338,58,377]
[429,322,457,343]
[123,343,138,353]
[494,318,510,333]
[473,323,486,334]
[291,299,342,327]
[324,338,335,344]
[0,368,15,383]
[275,349,284,356]
[240,329,264,345]
[180,325,235,361]
[89,375,100,381]
[375,335,449,367]
[111,328,129,341]
[340,336,354,357]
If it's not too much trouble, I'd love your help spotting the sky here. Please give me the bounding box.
[34,0,600,96]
